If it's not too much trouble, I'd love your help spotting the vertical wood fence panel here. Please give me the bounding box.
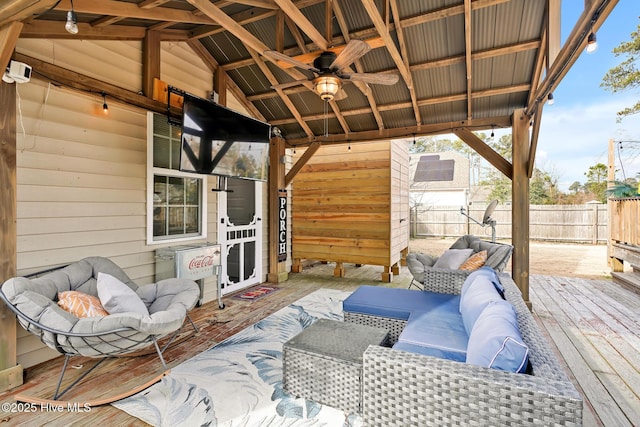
[411,203,608,244]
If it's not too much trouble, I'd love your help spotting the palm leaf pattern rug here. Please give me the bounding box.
[113,288,361,426]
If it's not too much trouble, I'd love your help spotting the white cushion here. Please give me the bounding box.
[97,272,149,316]
[433,248,474,269]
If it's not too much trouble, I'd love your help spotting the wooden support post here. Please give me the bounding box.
[607,138,616,268]
[291,258,302,273]
[391,262,400,275]
[381,265,392,283]
[0,80,22,392]
[143,30,161,98]
[511,108,530,308]
[267,135,288,283]
[334,262,345,278]
[214,67,226,106]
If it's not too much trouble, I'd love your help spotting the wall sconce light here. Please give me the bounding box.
[65,0,78,35]
[313,75,342,101]
[547,93,555,105]
[586,32,597,53]
[102,92,109,114]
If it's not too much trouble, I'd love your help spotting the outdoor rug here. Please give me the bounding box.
[112,288,360,427]
[232,285,281,302]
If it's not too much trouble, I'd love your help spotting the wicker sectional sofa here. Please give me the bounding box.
[343,271,583,426]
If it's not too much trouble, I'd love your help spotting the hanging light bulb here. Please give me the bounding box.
[102,92,109,114]
[547,93,555,105]
[586,32,597,53]
[490,126,495,139]
[65,0,78,35]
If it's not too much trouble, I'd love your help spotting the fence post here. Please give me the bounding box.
[592,203,598,245]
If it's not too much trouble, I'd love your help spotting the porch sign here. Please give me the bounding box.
[278,189,287,262]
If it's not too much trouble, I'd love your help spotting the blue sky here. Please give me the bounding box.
[534,0,640,190]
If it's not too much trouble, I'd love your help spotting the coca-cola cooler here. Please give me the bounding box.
[155,243,224,309]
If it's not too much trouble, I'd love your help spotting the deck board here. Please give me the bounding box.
[1,264,638,426]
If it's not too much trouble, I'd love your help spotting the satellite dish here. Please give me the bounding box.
[482,199,498,225]
[460,199,499,242]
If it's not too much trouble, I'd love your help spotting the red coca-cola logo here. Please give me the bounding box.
[188,256,214,270]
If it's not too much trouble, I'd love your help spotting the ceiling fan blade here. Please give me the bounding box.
[330,39,371,71]
[263,50,320,73]
[271,79,309,90]
[344,72,399,85]
[333,87,348,101]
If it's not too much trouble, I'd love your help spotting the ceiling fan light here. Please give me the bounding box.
[314,75,342,101]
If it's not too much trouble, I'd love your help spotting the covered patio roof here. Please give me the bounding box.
[0,0,622,302]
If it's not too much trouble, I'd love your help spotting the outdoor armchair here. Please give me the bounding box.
[407,234,513,290]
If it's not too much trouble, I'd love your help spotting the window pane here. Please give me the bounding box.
[154,175,167,204]
[185,178,200,205]
[171,137,181,170]
[168,177,184,204]
[185,207,199,233]
[154,136,171,169]
[168,207,185,235]
[153,206,167,237]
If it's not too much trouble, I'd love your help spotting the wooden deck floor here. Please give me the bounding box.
[1,263,638,426]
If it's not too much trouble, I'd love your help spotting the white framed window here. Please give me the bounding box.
[147,112,207,244]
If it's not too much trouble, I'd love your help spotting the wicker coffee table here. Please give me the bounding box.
[283,318,389,414]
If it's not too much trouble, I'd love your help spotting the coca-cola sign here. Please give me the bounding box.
[174,245,220,280]
[189,255,215,270]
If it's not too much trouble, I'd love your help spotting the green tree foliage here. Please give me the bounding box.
[584,163,608,202]
[601,20,640,121]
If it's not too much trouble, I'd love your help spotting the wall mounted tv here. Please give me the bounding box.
[179,93,271,181]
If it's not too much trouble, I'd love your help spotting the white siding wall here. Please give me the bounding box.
[12,39,236,368]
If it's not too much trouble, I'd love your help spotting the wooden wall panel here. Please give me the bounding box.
[291,141,409,281]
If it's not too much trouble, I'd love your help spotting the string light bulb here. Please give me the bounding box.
[102,92,109,114]
[65,0,78,35]
[586,32,597,53]
[547,93,555,105]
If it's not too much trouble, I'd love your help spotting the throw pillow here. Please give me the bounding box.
[97,272,149,316]
[459,250,487,271]
[58,291,109,318]
[466,299,529,373]
[432,248,474,269]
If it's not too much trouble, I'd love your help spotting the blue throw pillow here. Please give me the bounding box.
[466,300,529,373]
[459,272,503,335]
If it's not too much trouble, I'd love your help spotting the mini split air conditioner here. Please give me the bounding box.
[2,60,32,84]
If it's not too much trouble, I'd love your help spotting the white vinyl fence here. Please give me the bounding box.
[410,203,607,244]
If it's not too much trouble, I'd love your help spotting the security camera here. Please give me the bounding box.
[2,60,32,84]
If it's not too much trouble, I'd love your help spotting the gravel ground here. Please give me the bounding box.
[408,237,612,279]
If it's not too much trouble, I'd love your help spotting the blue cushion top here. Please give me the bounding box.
[343,285,460,321]
[395,310,468,361]
[459,268,504,335]
[466,299,529,373]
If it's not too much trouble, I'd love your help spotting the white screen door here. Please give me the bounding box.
[217,177,263,295]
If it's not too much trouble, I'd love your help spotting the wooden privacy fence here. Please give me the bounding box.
[608,197,640,275]
[411,203,608,244]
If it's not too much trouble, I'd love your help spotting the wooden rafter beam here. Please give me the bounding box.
[53,0,215,25]
[14,52,178,116]
[285,141,320,186]
[284,15,308,53]
[0,0,58,26]
[286,115,512,146]
[528,102,543,178]
[547,0,561,70]
[464,0,472,120]
[272,0,328,50]
[0,21,23,72]
[332,0,383,130]
[361,0,421,126]
[526,0,619,116]
[453,127,513,179]
[264,83,530,125]
[247,48,314,137]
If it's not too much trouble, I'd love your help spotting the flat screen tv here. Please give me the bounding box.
[179,93,271,181]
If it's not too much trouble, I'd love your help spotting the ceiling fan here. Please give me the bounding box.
[263,39,399,101]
